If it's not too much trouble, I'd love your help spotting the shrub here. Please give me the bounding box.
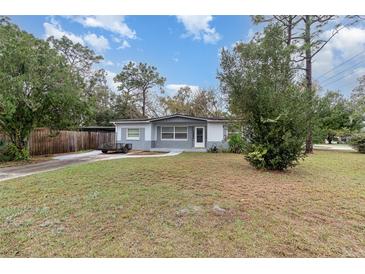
[228,134,245,153]
[3,143,30,161]
[349,133,365,153]
[245,144,267,169]
[0,140,11,161]
[244,111,307,170]
[207,145,219,153]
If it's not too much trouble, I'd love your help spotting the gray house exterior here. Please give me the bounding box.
[112,114,229,152]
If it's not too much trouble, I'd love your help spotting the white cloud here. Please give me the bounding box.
[117,40,131,50]
[84,33,109,52]
[353,67,365,78]
[105,70,119,93]
[44,19,111,52]
[313,46,334,77]
[103,60,114,66]
[326,27,365,59]
[166,84,200,96]
[172,57,179,63]
[43,20,84,45]
[313,26,365,94]
[112,36,121,43]
[314,26,365,75]
[176,15,221,44]
[71,16,136,39]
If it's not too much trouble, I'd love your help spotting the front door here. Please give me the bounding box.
[194,127,205,148]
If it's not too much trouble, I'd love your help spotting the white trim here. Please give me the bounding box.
[112,120,150,124]
[126,128,140,140]
[194,127,205,148]
[144,124,152,141]
[160,126,188,141]
[153,125,158,141]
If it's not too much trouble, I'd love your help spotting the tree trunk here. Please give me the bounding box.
[142,89,146,117]
[286,16,293,46]
[305,15,314,154]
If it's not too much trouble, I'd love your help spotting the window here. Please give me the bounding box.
[175,127,188,140]
[161,127,174,140]
[161,126,188,140]
[126,128,140,140]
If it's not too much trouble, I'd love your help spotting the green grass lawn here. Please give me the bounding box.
[0,151,364,257]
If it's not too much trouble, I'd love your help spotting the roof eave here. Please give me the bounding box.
[111,120,151,124]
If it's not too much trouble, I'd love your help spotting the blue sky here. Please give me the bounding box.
[10,15,365,97]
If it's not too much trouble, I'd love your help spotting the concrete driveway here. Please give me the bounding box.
[0,150,181,182]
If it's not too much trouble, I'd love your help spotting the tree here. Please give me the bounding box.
[193,88,225,117]
[89,70,117,126]
[313,91,362,144]
[253,16,359,153]
[252,16,302,47]
[0,16,11,25]
[112,93,143,119]
[160,86,192,115]
[218,25,308,170]
[0,22,87,159]
[114,62,166,117]
[351,75,365,114]
[47,36,103,85]
[160,86,225,117]
[47,35,112,125]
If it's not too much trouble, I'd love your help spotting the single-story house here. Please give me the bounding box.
[111,114,229,152]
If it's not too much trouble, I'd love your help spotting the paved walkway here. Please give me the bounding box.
[0,150,181,182]
[313,144,356,152]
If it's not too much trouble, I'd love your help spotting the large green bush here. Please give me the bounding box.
[244,109,307,170]
[218,25,307,170]
[228,134,245,153]
[349,133,365,153]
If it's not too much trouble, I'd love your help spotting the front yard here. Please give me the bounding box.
[0,151,364,257]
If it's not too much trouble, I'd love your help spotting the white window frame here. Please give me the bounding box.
[161,126,188,141]
[126,128,140,140]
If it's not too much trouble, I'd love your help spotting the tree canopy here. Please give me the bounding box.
[114,62,166,117]
[160,86,225,117]
[313,91,363,144]
[0,22,87,158]
[351,75,365,115]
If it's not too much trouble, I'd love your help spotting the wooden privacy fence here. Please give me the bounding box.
[0,128,115,156]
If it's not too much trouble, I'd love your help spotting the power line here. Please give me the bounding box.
[321,67,362,89]
[320,59,365,85]
[329,81,357,93]
[315,48,365,80]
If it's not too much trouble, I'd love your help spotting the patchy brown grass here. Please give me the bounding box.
[0,151,364,257]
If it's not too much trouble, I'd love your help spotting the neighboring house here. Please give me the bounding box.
[112,114,229,151]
